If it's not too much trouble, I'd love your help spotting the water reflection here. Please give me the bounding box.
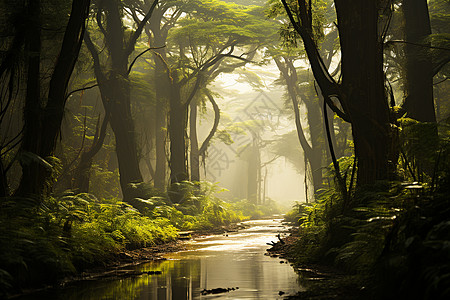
[17,219,303,299]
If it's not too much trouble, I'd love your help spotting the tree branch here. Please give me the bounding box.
[199,91,220,156]
[96,1,107,37]
[87,105,110,156]
[274,56,312,155]
[323,95,350,122]
[281,0,340,103]
[183,73,203,108]
[65,83,99,101]
[127,45,166,75]
[323,96,348,200]
[433,56,450,76]
[152,50,173,82]
[433,76,448,85]
[83,31,106,84]
[261,155,280,168]
[125,0,159,57]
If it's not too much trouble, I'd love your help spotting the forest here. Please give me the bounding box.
[0,0,449,299]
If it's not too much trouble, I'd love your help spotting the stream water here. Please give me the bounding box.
[17,219,304,299]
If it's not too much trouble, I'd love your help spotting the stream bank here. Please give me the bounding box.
[7,222,248,299]
[267,232,367,299]
[12,219,302,299]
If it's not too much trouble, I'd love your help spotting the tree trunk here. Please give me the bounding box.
[17,0,44,198]
[402,0,436,123]
[304,96,324,192]
[154,85,167,190]
[107,77,143,199]
[247,138,260,203]
[73,151,93,193]
[18,0,91,198]
[189,101,200,182]
[40,0,90,156]
[335,0,390,185]
[190,92,221,182]
[85,0,149,201]
[281,0,391,187]
[167,81,189,204]
[73,111,109,193]
[402,0,437,177]
[274,56,324,194]
[168,81,188,185]
[152,34,168,191]
[0,160,7,197]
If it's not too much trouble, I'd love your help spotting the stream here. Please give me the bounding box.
[16,219,304,299]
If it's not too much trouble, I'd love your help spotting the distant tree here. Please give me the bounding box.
[273,56,324,193]
[268,1,344,195]
[160,1,273,189]
[72,107,110,193]
[190,91,221,182]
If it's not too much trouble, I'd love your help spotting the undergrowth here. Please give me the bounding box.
[287,181,450,299]
[284,120,450,299]
[0,180,278,297]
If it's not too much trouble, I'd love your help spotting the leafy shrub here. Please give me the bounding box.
[230,198,280,219]
[0,193,178,296]
[0,180,282,296]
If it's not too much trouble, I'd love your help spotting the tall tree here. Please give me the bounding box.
[15,0,91,199]
[402,0,436,123]
[190,91,221,182]
[84,0,158,201]
[267,2,340,195]
[280,0,391,188]
[161,1,273,188]
[273,55,325,193]
[145,0,185,190]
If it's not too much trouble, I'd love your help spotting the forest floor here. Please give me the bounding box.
[267,233,369,300]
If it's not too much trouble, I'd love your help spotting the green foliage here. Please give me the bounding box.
[283,201,312,224]
[279,99,450,296]
[398,118,440,179]
[266,0,330,49]
[171,0,276,45]
[286,161,450,298]
[271,130,305,173]
[88,165,121,200]
[0,193,178,296]
[129,181,278,232]
[231,198,281,219]
[0,179,272,295]
[156,181,247,230]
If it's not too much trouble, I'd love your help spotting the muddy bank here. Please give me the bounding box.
[266,232,367,300]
